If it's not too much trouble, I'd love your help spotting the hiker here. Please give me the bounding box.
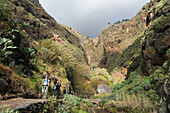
[56,80,61,98]
[41,74,49,99]
[53,80,57,97]
[63,87,66,95]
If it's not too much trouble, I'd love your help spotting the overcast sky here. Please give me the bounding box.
[39,0,150,38]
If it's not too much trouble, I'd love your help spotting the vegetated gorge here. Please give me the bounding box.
[0,0,169,113]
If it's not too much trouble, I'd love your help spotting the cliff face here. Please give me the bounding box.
[103,0,170,112]
[141,0,170,76]
[93,0,155,69]
[93,0,169,81]
[141,1,170,111]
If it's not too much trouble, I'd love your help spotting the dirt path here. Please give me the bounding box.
[0,97,101,112]
[0,98,48,110]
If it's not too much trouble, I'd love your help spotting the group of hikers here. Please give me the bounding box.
[41,73,67,99]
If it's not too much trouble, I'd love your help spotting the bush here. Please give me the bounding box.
[133,86,144,93]
[140,79,151,90]
[112,84,121,92]
[58,94,94,113]
[100,98,109,106]
[70,64,91,95]
[146,89,160,102]
[58,94,80,113]
[90,78,105,90]
[43,96,59,113]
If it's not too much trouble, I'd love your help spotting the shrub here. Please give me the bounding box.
[133,86,144,93]
[140,79,151,90]
[58,94,80,113]
[100,98,109,106]
[112,84,121,92]
[146,89,160,102]
[0,106,19,113]
[106,93,152,112]
[90,78,105,90]
[43,96,59,113]
[70,64,91,95]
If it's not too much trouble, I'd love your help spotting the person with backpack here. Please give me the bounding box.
[56,80,61,98]
[41,74,49,99]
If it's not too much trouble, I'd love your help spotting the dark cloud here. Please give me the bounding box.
[39,0,150,38]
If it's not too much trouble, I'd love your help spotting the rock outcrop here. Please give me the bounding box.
[141,0,170,76]
[0,98,49,113]
[0,78,9,95]
[97,84,111,95]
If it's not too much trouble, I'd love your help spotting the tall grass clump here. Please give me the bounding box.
[105,93,153,112]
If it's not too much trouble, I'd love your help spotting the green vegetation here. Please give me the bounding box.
[102,93,153,112]
[0,10,38,77]
[59,95,94,113]
[108,34,143,73]
[113,19,130,25]
[43,95,94,113]
[0,106,19,113]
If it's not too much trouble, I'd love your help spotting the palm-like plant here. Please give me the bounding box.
[37,38,78,69]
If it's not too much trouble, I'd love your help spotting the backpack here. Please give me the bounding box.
[43,78,48,86]
[53,84,56,89]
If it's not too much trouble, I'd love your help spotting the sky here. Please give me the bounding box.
[39,0,150,38]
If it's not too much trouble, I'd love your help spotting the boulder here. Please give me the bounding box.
[97,84,111,95]
[0,78,9,95]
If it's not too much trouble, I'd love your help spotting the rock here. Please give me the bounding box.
[12,99,49,113]
[0,78,9,95]
[97,84,111,95]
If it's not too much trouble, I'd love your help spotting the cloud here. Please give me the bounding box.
[39,0,150,38]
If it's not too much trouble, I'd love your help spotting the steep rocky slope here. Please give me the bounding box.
[93,1,153,69]
[0,0,89,97]
[60,25,94,66]
[100,0,170,112]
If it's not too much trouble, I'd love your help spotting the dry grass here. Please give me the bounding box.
[0,63,12,77]
[108,93,152,109]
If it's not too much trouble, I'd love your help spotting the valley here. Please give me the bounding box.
[0,0,169,112]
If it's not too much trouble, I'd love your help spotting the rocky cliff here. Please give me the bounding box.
[93,4,147,69]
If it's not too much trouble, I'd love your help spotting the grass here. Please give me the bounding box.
[107,93,153,112]
[0,106,19,113]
